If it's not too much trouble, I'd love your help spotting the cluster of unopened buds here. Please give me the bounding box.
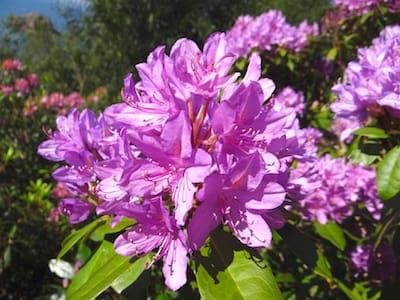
[38,32,320,290]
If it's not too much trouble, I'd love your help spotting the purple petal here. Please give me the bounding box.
[232,211,272,248]
[162,237,188,291]
[122,73,141,105]
[172,171,197,225]
[229,153,264,191]
[114,226,163,256]
[59,198,93,224]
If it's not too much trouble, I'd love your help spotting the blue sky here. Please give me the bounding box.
[0,0,87,30]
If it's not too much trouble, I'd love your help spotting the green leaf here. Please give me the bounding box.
[334,279,362,300]
[349,149,378,166]
[287,59,295,72]
[311,104,333,131]
[195,229,282,300]
[326,47,337,61]
[314,221,346,251]
[314,250,332,279]
[235,58,248,71]
[360,10,374,24]
[90,217,135,242]
[377,146,400,200]
[111,255,150,293]
[58,218,105,259]
[353,127,388,139]
[67,240,149,299]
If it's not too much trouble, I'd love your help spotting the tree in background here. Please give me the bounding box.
[0,0,331,99]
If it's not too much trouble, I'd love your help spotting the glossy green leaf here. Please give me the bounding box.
[195,229,282,300]
[111,255,150,293]
[349,149,378,166]
[90,217,135,242]
[334,279,362,300]
[353,127,388,139]
[67,240,148,299]
[314,250,332,279]
[57,218,105,259]
[314,221,346,251]
[377,146,400,200]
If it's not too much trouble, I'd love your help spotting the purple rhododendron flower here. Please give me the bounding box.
[351,244,399,282]
[331,25,400,141]
[288,155,382,224]
[38,32,313,290]
[273,86,306,116]
[113,197,188,291]
[225,9,318,57]
[333,0,400,16]
[351,245,372,277]
[188,152,286,250]
[59,198,94,224]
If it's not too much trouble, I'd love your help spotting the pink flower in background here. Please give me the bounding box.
[14,78,30,95]
[26,73,39,87]
[23,99,38,116]
[1,85,13,95]
[40,91,85,115]
[47,207,61,222]
[2,58,22,71]
[52,181,74,199]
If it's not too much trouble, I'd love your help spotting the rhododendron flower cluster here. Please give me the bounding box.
[331,25,400,141]
[2,58,22,71]
[0,58,39,97]
[38,33,314,290]
[351,244,399,282]
[333,0,400,16]
[288,155,382,224]
[40,92,86,115]
[273,86,306,116]
[225,10,318,57]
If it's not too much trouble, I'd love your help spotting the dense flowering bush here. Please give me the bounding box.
[0,58,39,96]
[33,2,400,300]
